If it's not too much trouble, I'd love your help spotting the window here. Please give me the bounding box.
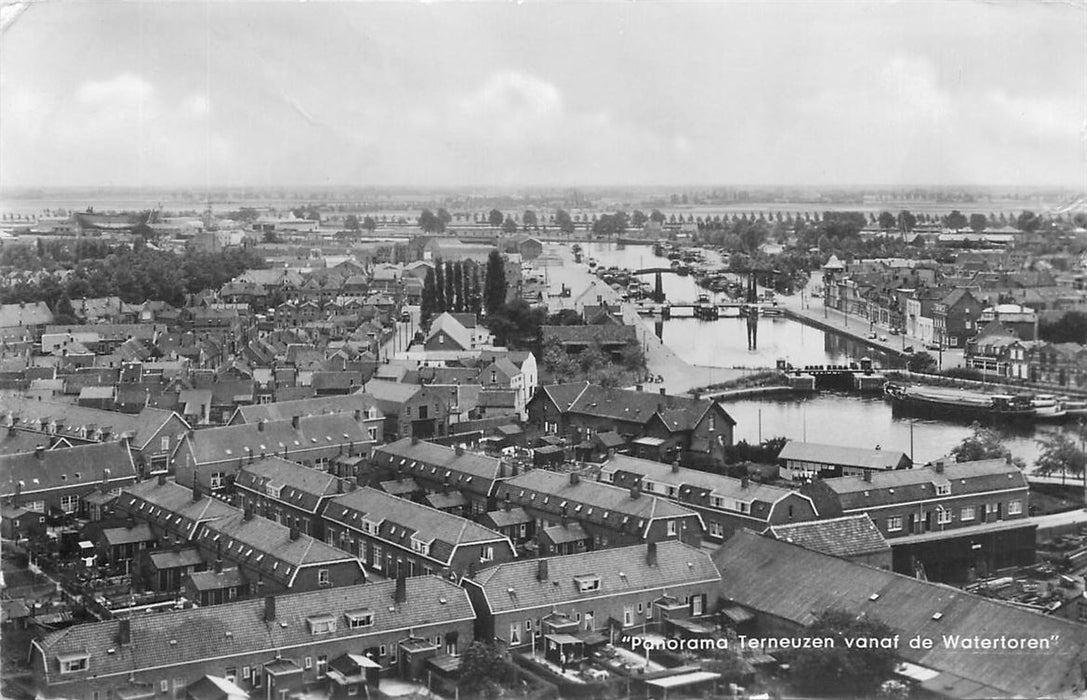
[160,681,169,693]
[59,494,79,514]
[242,667,251,680]
[960,506,976,521]
[934,482,951,496]
[666,520,677,536]
[379,645,387,657]
[209,471,225,490]
[708,522,724,538]
[345,609,374,628]
[372,545,383,570]
[368,427,378,441]
[411,537,431,555]
[160,436,171,451]
[1008,500,1023,515]
[574,575,601,593]
[225,667,237,682]
[316,655,327,678]
[623,606,634,627]
[887,516,903,532]
[58,653,89,673]
[25,500,45,513]
[481,546,494,562]
[318,569,330,586]
[936,507,952,525]
[304,657,313,670]
[348,685,359,696]
[307,614,336,635]
[509,623,522,645]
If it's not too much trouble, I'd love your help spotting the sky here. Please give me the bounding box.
[1,1,1085,190]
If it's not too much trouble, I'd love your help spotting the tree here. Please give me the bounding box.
[1039,311,1087,344]
[488,209,504,228]
[897,210,916,233]
[906,351,938,374]
[950,422,1017,464]
[459,261,472,315]
[501,216,518,234]
[459,641,504,699]
[555,208,574,235]
[522,210,537,230]
[437,208,452,229]
[418,209,444,234]
[790,609,898,698]
[53,294,78,325]
[632,210,649,228]
[946,210,968,231]
[483,250,507,316]
[877,211,896,230]
[443,261,457,313]
[1034,431,1086,482]
[451,261,464,313]
[969,213,988,233]
[434,259,446,313]
[650,209,666,224]
[344,214,360,231]
[467,263,483,315]
[421,267,438,328]
[1016,210,1042,233]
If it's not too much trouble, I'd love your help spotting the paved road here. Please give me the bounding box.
[541,244,744,395]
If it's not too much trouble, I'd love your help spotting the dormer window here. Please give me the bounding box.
[361,518,380,535]
[58,652,89,674]
[411,537,432,556]
[934,481,950,496]
[265,484,283,499]
[345,609,373,629]
[307,614,336,635]
[574,575,601,593]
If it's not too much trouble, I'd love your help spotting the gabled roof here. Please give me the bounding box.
[557,385,729,432]
[35,577,474,682]
[426,313,474,350]
[101,523,156,546]
[539,382,591,411]
[235,457,341,514]
[819,459,1027,511]
[117,480,238,540]
[777,441,908,470]
[233,394,381,425]
[767,514,889,559]
[183,415,368,466]
[373,438,503,496]
[603,454,797,508]
[714,531,1087,700]
[1,442,137,498]
[325,487,510,566]
[468,541,718,614]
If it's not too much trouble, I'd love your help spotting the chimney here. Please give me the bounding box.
[630,485,641,500]
[264,595,276,622]
[863,469,872,482]
[34,445,44,459]
[244,507,254,521]
[192,484,203,501]
[411,435,420,445]
[536,559,549,582]
[257,420,265,432]
[740,475,749,489]
[455,444,464,456]
[646,541,658,567]
[935,460,945,474]
[671,460,680,474]
[158,472,167,485]
[394,573,408,604]
[569,472,580,486]
[291,415,300,429]
[659,388,667,396]
[118,618,131,646]
[635,384,643,392]
[503,497,511,512]
[215,557,223,574]
[353,409,361,421]
[289,526,300,541]
[12,481,21,507]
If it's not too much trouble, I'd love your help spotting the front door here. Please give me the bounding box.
[583,611,594,630]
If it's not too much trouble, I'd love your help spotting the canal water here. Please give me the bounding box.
[584,241,1060,467]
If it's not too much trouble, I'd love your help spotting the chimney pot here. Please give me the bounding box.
[411,435,420,445]
[215,558,223,574]
[257,420,265,432]
[646,541,658,567]
[630,485,641,500]
[118,617,131,646]
[192,485,203,501]
[289,526,300,541]
[935,461,945,474]
[158,472,167,485]
[455,444,464,456]
[34,445,44,459]
[569,472,580,485]
[659,388,667,396]
[671,461,680,474]
[740,475,749,488]
[863,469,872,482]
[244,507,254,521]
[291,415,300,429]
[536,558,549,582]
[394,573,408,604]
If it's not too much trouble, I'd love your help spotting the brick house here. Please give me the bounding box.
[801,459,1034,582]
[766,514,892,569]
[234,456,345,540]
[0,442,138,518]
[932,287,983,348]
[494,470,704,554]
[462,541,719,651]
[174,414,369,493]
[776,441,911,481]
[322,487,516,580]
[30,577,474,700]
[600,454,818,541]
[229,393,384,454]
[362,382,455,440]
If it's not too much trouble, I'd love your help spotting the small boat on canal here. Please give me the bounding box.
[884,383,1036,421]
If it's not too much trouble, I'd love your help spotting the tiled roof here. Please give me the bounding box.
[35,577,474,684]
[714,531,1087,700]
[0,398,180,447]
[468,541,718,614]
[325,487,510,566]
[482,507,532,528]
[496,470,699,525]
[767,514,889,558]
[0,442,137,498]
[373,438,503,496]
[820,459,1027,511]
[540,382,591,411]
[0,301,53,328]
[147,548,205,570]
[603,454,797,506]
[551,384,728,432]
[186,567,246,591]
[184,415,368,466]
[235,457,341,514]
[777,441,908,470]
[101,523,155,546]
[542,324,637,344]
[117,480,237,540]
[426,314,473,350]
